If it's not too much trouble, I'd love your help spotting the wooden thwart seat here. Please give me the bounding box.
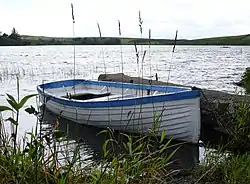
[63,92,111,100]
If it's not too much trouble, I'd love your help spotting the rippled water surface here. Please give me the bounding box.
[0,45,250,163]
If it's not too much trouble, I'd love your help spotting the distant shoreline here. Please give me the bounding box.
[1,34,250,46]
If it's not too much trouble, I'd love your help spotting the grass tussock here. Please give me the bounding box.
[193,149,250,184]
[241,67,250,94]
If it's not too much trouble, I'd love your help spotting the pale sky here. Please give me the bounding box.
[1,0,250,39]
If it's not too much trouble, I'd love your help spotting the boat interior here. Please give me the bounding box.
[44,81,191,102]
[59,85,152,101]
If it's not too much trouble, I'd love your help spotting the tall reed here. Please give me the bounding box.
[166,30,178,85]
[149,29,152,79]
[71,3,76,94]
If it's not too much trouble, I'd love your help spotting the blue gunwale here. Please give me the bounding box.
[37,79,200,108]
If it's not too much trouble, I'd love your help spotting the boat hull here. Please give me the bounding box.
[37,79,201,144]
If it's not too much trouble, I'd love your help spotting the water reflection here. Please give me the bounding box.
[42,108,199,169]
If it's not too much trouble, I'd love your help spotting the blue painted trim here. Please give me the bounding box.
[37,79,200,108]
[38,79,190,93]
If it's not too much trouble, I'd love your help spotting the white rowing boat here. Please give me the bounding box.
[37,79,201,143]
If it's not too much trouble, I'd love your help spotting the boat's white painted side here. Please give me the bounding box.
[39,95,200,143]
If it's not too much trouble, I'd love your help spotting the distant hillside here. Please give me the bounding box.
[21,34,250,46]
[186,34,250,45]
[1,32,250,46]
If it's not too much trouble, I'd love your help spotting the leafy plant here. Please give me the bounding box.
[0,78,37,153]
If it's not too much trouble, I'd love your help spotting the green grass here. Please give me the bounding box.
[240,67,250,94]
[193,150,250,184]
[191,96,250,184]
